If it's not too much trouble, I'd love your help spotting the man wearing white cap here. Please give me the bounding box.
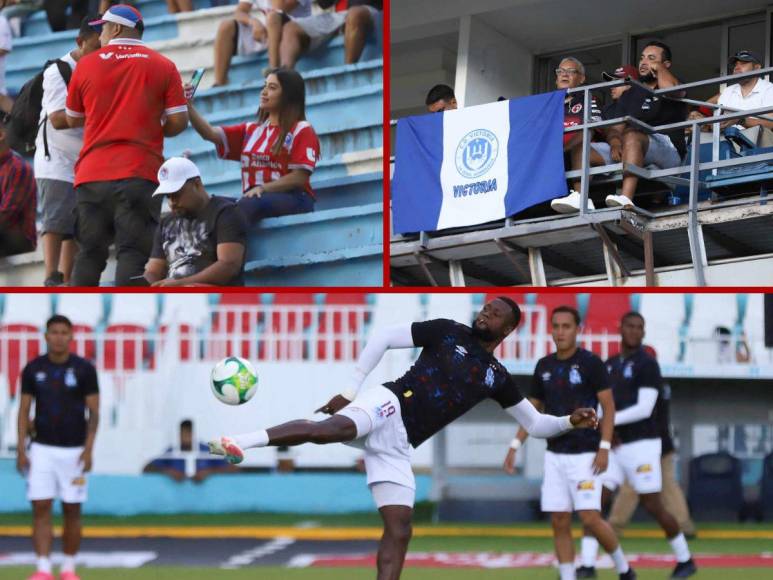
[65,3,188,286]
[142,157,247,287]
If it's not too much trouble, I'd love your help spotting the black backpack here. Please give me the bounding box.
[6,59,72,158]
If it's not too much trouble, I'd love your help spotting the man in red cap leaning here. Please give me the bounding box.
[65,3,189,286]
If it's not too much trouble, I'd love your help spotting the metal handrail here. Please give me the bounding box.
[390,68,773,285]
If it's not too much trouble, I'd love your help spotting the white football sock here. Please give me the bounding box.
[558,562,576,580]
[233,429,269,449]
[610,546,630,573]
[61,554,76,573]
[37,556,52,574]
[581,536,599,567]
[669,532,691,563]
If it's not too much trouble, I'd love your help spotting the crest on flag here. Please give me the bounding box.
[455,129,499,179]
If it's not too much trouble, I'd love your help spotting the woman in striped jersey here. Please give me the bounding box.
[186,67,320,225]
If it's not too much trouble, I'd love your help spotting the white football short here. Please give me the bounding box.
[602,438,662,494]
[336,385,415,507]
[540,451,602,512]
[26,442,88,504]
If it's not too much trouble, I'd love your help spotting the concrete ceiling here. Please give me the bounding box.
[392,0,771,54]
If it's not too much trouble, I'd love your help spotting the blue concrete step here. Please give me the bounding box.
[205,171,382,211]
[192,60,383,113]
[245,202,382,261]
[20,0,230,37]
[8,20,381,94]
[244,244,383,286]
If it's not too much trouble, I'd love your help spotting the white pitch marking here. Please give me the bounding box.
[219,537,295,569]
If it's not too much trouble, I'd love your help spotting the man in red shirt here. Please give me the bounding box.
[0,114,37,258]
[65,4,188,287]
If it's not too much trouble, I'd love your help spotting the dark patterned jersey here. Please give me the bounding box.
[563,93,602,146]
[531,348,607,454]
[383,319,524,448]
[21,354,99,447]
[605,348,662,444]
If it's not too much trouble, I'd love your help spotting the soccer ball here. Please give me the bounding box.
[210,356,258,405]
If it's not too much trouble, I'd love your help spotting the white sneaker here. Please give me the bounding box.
[208,436,244,465]
[550,190,595,214]
[605,194,636,208]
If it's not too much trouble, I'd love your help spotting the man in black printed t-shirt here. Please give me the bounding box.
[581,312,697,579]
[594,41,688,210]
[209,297,598,580]
[17,315,100,580]
[504,306,634,580]
[142,157,247,287]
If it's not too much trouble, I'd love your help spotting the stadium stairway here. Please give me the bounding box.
[3,0,383,286]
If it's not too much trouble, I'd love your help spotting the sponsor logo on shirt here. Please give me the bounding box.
[306,147,316,162]
[569,366,582,385]
[484,366,495,388]
[577,480,595,491]
[454,345,468,357]
[100,52,114,60]
[65,368,77,388]
[636,463,653,473]
[71,476,86,486]
[35,372,46,383]
[624,363,633,379]
[542,371,551,382]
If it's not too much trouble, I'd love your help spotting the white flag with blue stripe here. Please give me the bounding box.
[392,91,568,233]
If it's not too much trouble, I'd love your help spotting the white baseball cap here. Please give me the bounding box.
[153,157,201,196]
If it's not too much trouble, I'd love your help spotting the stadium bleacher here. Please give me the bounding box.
[2,0,383,286]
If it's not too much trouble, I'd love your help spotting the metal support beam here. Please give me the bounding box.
[687,127,707,286]
[643,230,656,287]
[413,251,438,286]
[448,260,466,287]
[528,247,547,286]
[592,224,631,277]
[493,238,530,283]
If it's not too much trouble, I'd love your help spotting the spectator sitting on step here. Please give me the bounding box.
[591,42,687,210]
[143,157,247,287]
[166,0,193,13]
[711,50,773,149]
[0,112,37,258]
[548,57,605,214]
[279,0,381,70]
[425,84,457,113]
[186,67,320,226]
[143,419,238,483]
[213,0,312,87]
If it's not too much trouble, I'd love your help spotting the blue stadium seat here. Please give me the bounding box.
[688,452,743,520]
[670,139,738,205]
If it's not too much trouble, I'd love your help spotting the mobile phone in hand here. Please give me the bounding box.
[189,68,205,98]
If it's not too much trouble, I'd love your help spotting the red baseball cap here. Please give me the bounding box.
[602,64,639,82]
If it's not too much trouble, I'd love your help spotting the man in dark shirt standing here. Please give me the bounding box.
[607,353,697,539]
[583,312,696,579]
[595,42,687,209]
[503,306,634,580]
[142,157,247,287]
[209,297,598,580]
[16,315,99,580]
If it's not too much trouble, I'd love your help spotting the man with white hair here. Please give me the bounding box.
[548,56,603,213]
